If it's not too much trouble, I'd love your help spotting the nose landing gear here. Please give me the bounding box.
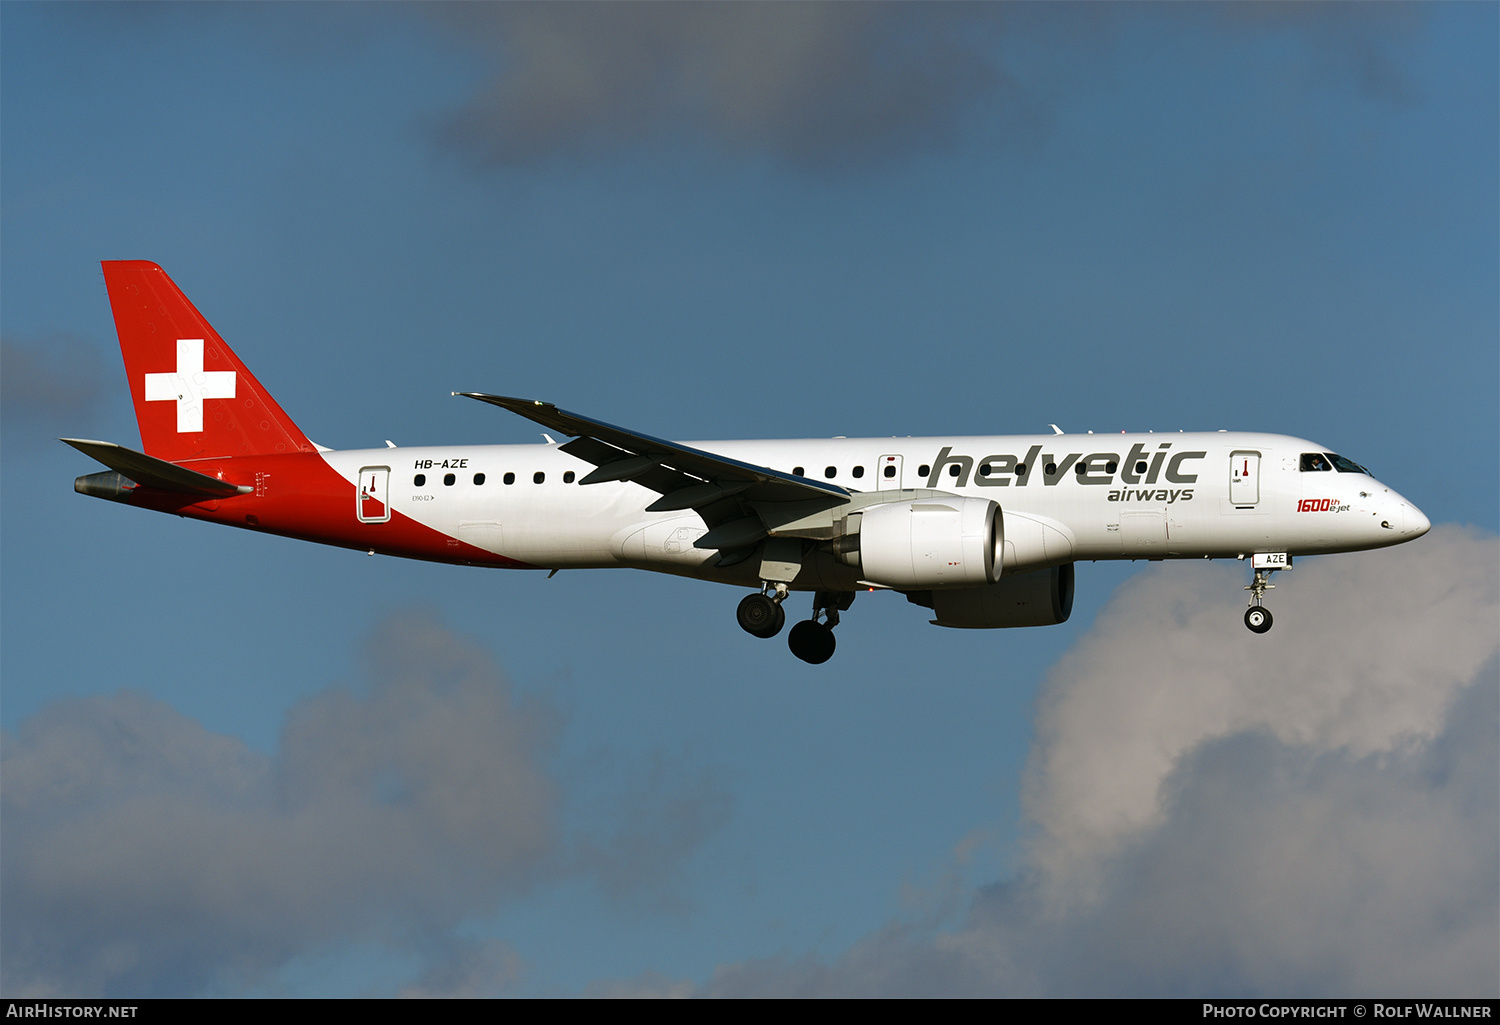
[1243,559,1286,634]
[1244,604,1273,633]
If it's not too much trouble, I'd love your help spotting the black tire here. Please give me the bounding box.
[1244,606,1273,634]
[737,593,784,638]
[788,620,837,664]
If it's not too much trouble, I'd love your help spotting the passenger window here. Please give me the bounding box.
[949,464,962,477]
[1106,461,1117,473]
[793,466,804,477]
[1015,463,1027,476]
[1135,461,1147,474]
[918,465,930,476]
[1075,462,1086,474]
[503,472,515,485]
[443,473,455,486]
[474,473,486,485]
[564,470,575,483]
[852,466,864,479]
[825,466,837,479]
[533,471,545,484]
[1301,453,1331,472]
[978,464,991,477]
[413,474,426,487]
[883,465,896,478]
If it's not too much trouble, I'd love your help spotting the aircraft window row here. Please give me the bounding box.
[409,470,578,487]
[1301,452,1367,474]
[408,458,1173,491]
[789,465,872,480]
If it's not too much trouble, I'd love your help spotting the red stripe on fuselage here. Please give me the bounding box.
[121,451,538,568]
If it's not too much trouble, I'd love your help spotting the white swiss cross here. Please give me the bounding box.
[143,339,236,433]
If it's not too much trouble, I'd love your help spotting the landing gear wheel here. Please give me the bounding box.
[1244,606,1273,634]
[737,593,785,638]
[788,620,837,664]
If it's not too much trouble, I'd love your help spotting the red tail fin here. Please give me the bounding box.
[101,261,314,461]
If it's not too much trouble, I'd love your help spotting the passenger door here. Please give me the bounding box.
[357,466,390,523]
[1230,451,1260,507]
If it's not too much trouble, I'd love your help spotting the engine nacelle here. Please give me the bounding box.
[909,563,1075,629]
[852,496,1001,589]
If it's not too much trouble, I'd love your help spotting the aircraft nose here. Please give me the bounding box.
[1403,502,1431,538]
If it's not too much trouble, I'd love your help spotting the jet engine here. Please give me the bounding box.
[835,496,1002,589]
[907,563,1075,628]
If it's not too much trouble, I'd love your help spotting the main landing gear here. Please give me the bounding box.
[1243,565,1282,634]
[737,587,787,639]
[737,588,853,664]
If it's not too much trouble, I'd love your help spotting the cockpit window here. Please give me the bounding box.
[1300,453,1331,472]
[1326,453,1370,475]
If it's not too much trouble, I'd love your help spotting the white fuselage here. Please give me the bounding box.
[322,431,1428,587]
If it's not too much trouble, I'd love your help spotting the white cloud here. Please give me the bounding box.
[395,938,521,999]
[422,5,1423,173]
[2,612,733,996]
[1,335,116,445]
[427,4,1029,171]
[3,616,559,996]
[680,526,1500,996]
[1023,525,1497,911]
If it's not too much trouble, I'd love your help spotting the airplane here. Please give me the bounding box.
[65,261,1431,663]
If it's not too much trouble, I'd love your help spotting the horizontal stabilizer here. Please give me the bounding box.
[61,438,252,497]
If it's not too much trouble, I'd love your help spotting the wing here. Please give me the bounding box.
[455,393,851,551]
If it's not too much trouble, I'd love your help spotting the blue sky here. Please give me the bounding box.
[2,3,1496,997]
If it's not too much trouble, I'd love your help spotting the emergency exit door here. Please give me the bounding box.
[877,454,903,491]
